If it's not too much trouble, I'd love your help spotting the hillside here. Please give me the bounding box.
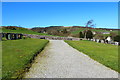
[1,26,53,36]
[1,26,119,38]
[31,26,119,38]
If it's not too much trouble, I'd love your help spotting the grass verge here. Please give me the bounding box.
[65,40,118,72]
[2,38,49,79]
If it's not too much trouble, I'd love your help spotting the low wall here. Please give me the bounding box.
[23,34,81,41]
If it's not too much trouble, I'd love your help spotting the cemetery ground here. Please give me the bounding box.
[65,40,119,73]
[24,40,117,78]
[2,38,49,79]
[1,35,119,78]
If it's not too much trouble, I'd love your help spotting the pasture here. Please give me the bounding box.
[2,38,49,79]
[71,28,118,35]
[2,28,49,36]
[65,40,119,72]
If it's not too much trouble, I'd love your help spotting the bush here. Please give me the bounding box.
[86,30,93,39]
[63,29,68,34]
[114,35,120,42]
[79,32,84,38]
[94,34,104,40]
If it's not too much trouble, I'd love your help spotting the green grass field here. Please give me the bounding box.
[71,28,118,34]
[0,41,2,79]
[65,40,118,72]
[2,38,49,79]
[2,28,49,35]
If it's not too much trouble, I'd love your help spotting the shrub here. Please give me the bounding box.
[114,35,120,42]
[94,34,104,40]
[86,30,93,39]
[79,31,84,38]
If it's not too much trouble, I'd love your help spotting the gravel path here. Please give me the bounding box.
[24,40,118,78]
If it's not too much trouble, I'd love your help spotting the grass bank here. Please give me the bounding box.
[65,40,118,72]
[2,38,49,79]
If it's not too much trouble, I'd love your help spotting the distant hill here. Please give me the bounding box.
[1,26,50,36]
[1,26,119,38]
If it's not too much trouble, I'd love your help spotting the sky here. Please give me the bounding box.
[1,0,120,2]
[2,2,118,29]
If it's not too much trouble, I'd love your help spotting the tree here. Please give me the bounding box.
[86,30,93,39]
[110,32,117,40]
[85,20,93,27]
[94,34,104,40]
[79,32,84,38]
[114,35,120,42]
[63,29,68,34]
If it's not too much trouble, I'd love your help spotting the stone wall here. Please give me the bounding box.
[23,34,80,41]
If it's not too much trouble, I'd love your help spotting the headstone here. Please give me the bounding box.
[6,33,12,40]
[16,34,19,39]
[99,40,101,43]
[18,34,23,39]
[115,42,119,45]
[96,39,99,43]
[105,40,108,44]
[40,37,45,39]
[101,40,104,43]
[2,33,6,37]
[93,39,96,41]
[0,33,2,41]
[11,33,15,40]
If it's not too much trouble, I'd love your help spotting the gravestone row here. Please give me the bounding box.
[0,33,23,40]
[89,38,120,45]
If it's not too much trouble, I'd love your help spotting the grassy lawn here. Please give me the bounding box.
[0,41,2,79]
[65,40,118,72]
[2,38,49,79]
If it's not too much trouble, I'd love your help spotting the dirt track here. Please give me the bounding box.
[24,40,118,78]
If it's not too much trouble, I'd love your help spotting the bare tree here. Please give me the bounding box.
[85,20,93,27]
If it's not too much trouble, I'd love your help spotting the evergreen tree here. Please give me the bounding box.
[86,30,93,39]
[79,32,84,38]
[114,35,120,42]
[63,29,68,34]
